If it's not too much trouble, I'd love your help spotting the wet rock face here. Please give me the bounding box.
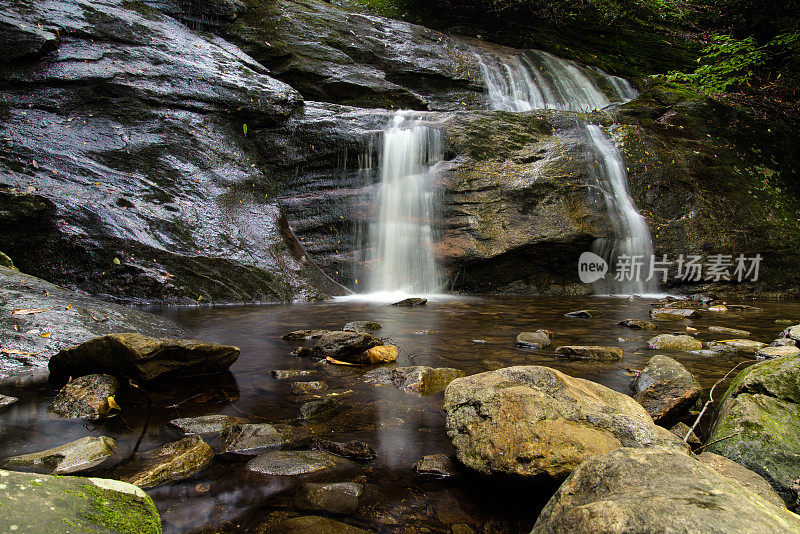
[168,414,246,435]
[0,0,343,305]
[312,440,377,461]
[365,366,465,395]
[706,356,800,507]
[294,331,382,362]
[2,436,116,475]
[116,435,214,489]
[646,333,702,351]
[531,448,800,534]
[295,482,363,515]
[443,365,686,480]
[0,267,182,378]
[246,450,339,476]
[0,469,162,534]
[48,333,239,383]
[554,345,622,361]
[218,0,486,111]
[48,374,120,419]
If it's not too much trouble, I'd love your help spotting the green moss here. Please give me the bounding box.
[78,484,161,534]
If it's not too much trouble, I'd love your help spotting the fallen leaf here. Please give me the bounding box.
[107,396,121,411]
[12,307,52,315]
[1,349,43,356]
[40,332,51,338]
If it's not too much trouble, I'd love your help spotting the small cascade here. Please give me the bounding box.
[365,112,443,294]
[585,125,657,295]
[473,48,637,112]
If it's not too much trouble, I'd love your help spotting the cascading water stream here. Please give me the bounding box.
[365,112,443,295]
[473,46,656,294]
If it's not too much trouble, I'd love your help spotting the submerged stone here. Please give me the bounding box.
[708,325,751,336]
[2,436,116,475]
[272,369,318,380]
[650,308,700,321]
[290,381,329,394]
[414,454,458,478]
[617,318,656,329]
[301,398,344,422]
[0,393,18,410]
[295,482,363,515]
[246,450,338,476]
[364,366,465,395]
[342,321,382,333]
[116,435,213,489]
[48,374,119,419]
[564,309,602,318]
[221,423,312,454]
[554,345,622,361]
[710,339,767,353]
[312,440,377,461]
[48,333,239,383]
[282,329,331,341]
[168,414,246,435]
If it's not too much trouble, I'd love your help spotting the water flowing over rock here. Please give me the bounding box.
[473,47,637,112]
[531,448,800,533]
[365,112,444,294]
[443,366,686,480]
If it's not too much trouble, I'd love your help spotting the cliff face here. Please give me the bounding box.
[1,0,798,301]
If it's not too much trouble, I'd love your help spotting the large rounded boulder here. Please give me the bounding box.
[443,366,686,480]
[530,447,800,533]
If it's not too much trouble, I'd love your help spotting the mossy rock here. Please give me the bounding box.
[0,469,161,533]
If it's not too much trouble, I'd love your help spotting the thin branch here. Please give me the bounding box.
[685,359,755,443]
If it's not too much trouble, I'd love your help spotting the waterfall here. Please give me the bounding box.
[366,112,443,294]
[473,48,638,112]
[474,47,656,294]
[585,125,657,295]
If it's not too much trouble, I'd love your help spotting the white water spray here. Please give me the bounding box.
[366,112,443,295]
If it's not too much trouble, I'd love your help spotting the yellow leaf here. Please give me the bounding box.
[12,308,52,315]
[40,332,51,338]
[107,396,121,411]
[326,356,358,366]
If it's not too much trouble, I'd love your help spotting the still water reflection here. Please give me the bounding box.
[1,295,797,532]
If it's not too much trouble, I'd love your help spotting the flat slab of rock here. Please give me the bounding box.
[414,454,458,478]
[706,356,800,505]
[312,440,376,461]
[48,333,239,383]
[650,308,701,321]
[554,345,622,361]
[443,366,686,480]
[0,394,18,410]
[364,366,465,395]
[757,345,800,359]
[698,451,786,508]
[342,321,381,333]
[0,469,161,534]
[168,414,246,435]
[2,436,115,475]
[295,482,363,515]
[531,448,800,533]
[116,435,213,489]
[221,423,311,454]
[617,319,656,329]
[646,334,703,351]
[48,374,119,419]
[246,450,338,476]
[515,330,551,348]
[301,398,344,422]
[709,325,751,336]
[392,298,427,307]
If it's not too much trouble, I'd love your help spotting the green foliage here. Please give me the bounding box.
[659,34,768,93]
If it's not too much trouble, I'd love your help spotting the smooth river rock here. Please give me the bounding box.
[312,440,377,461]
[757,345,800,359]
[0,394,17,410]
[364,366,465,395]
[631,355,701,426]
[708,325,751,336]
[646,333,703,351]
[342,321,382,333]
[515,330,552,348]
[168,414,246,435]
[2,436,116,475]
[48,333,239,383]
[294,331,382,361]
[295,482,363,515]
[530,447,800,533]
[247,450,339,476]
[617,318,656,329]
[443,366,686,480]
